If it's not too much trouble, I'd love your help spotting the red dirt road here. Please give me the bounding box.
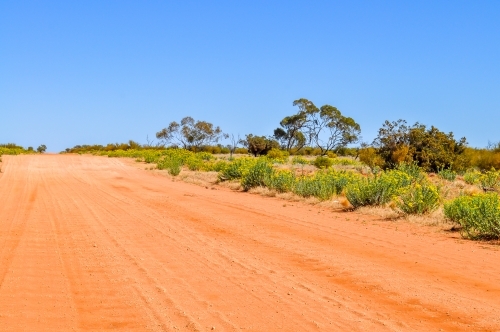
[0,155,499,331]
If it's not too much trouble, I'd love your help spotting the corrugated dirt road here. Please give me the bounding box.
[0,155,499,331]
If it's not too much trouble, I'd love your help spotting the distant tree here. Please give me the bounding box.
[37,145,47,153]
[273,111,307,152]
[303,101,361,155]
[241,134,279,157]
[27,146,34,152]
[156,116,227,151]
[373,119,467,171]
[226,134,241,158]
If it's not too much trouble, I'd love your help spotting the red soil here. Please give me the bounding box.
[0,155,498,331]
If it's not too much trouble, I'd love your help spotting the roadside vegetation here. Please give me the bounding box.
[60,98,500,241]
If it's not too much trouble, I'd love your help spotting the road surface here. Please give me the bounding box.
[0,155,499,331]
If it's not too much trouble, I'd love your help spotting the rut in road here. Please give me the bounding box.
[0,155,499,331]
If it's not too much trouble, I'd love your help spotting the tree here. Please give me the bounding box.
[273,112,307,152]
[156,116,227,151]
[304,102,361,155]
[226,134,240,159]
[241,134,279,157]
[373,119,467,172]
[37,145,47,153]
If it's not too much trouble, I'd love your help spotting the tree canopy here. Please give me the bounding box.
[156,117,227,151]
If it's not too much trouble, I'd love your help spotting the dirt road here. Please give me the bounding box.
[0,155,499,331]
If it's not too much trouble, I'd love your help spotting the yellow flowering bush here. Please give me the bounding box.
[444,193,500,239]
[395,183,440,214]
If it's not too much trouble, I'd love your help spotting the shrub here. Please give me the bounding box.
[241,158,274,191]
[266,148,290,163]
[313,156,334,169]
[396,162,425,182]
[395,183,440,214]
[444,193,500,239]
[478,170,500,191]
[265,170,295,193]
[293,169,359,200]
[437,168,457,181]
[157,157,182,176]
[292,156,308,165]
[185,156,204,171]
[463,169,481,185]
[345,170,413,208]
[218,157,255,181]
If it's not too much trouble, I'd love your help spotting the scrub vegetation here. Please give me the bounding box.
[59,98,500,241]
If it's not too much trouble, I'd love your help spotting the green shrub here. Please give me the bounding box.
[395,183,440,214]
[185,156,204,171]
[444,193,500,239]
[265,170,295,193]
[241,158,274,191]
[463,169,481,185]
[266,148,289,162]
[203,160,228,172]
[478,170,500,191]
[345,170,413,208]
[396,162,425,183]
[218,157,255,181]
[437,168,457,181]
[292,156,308,165]
[292,169,359,200]
[313,156,334,169]
[157,157,182,176]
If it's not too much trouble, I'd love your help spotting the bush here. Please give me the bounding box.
[266,148,290,163]
[395,183,440,215]
[463,169,481,185]
[345,170,413,208]
[444,193,500,239]
[218,157,255,181]
[157,157,182,176]
[265,170,295,193]
[437,168,457,181]
[478,170,500,191]
[293,169,359,200]
[313,156,334,169]
[241,158,274,191]
[292,156,308,165]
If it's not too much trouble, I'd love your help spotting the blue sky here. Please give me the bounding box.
[1,1,499,152]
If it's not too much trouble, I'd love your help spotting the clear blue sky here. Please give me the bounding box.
[1,1,499,152]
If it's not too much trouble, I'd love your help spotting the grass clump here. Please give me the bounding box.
[444,193,500,239]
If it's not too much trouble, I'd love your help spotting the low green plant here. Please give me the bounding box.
[293,169,359,200]
[218,157,255,181]
[463,169,481,185]
[478,170,500,191]
[395,183,440,214]
[444,193,500,239]
[157,156,182,176]
[265,170,295,193]
[396,162,425,183]
[345,170,413,208]
[437,168,457,181]
[266,148,289,163]
[291,156,308,165]
[313,156,334,169]
[241,158,274,191]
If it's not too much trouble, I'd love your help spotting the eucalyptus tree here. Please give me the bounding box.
[156,116,227,151]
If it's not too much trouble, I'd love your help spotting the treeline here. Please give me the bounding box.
[0,143,46,155]
[64,98,498,172]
